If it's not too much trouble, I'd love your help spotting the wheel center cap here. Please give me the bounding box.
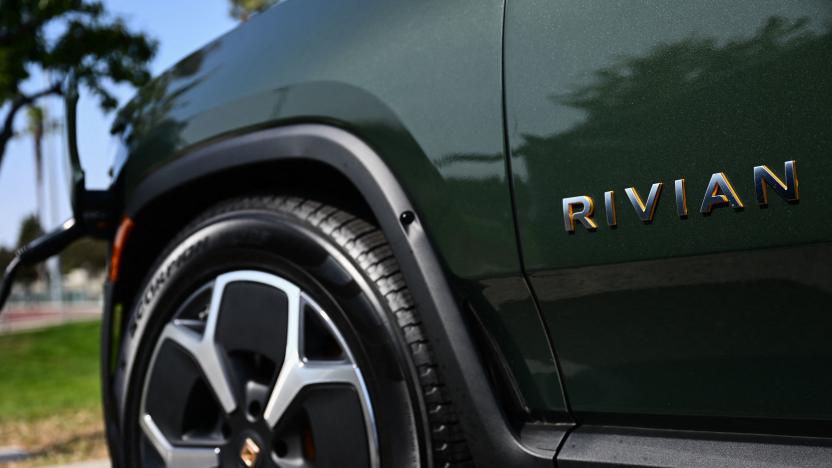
[239,437,261,467]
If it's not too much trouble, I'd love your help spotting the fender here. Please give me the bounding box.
[112,124,554,467]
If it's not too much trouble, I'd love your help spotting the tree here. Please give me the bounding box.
[0,0,157,171]
[0,247,12,274]
[60,237,107,274]
[229,0,278,22]
[25,105,45,221]
[15,214,44,286]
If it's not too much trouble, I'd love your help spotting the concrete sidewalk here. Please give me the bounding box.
[45,460,109,468]
[0,303,100,334]
[0,449,109,468]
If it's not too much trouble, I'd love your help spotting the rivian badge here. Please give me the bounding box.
[563,160,799,232]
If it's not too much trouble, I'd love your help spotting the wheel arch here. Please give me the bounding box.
[113,157,375,315]
[106,124,551,467]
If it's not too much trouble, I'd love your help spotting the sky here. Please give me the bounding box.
[0,0,238,247]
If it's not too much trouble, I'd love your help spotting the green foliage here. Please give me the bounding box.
[0,321,100,421]
[0,247,12,273]
[25,105,44,135]
[15,214,45,285]
[60,237,107,274]
[0,0,157,169]
[229,0,278,21]
[16,213,44,247]
[26,105,45,187]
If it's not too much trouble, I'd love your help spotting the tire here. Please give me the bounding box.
[115,196,472,467]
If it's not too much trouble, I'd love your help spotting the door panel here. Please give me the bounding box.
[505,0,832,422]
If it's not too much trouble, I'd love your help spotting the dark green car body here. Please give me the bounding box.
[106,0,832,465]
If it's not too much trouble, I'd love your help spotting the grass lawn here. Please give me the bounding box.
[0,321,107,465]
[0,321,101,421]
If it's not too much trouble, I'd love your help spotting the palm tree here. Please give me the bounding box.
[24,105,64,304]
[26,106,45,222]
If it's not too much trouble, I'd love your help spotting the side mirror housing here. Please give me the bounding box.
[65,74,114,229]
[65,73,86,218]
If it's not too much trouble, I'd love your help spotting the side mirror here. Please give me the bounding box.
[65,73,86,220]
[0,74,114,311]
[65,74,113,228]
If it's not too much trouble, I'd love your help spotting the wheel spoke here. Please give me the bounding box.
[140,414,220,468]
[276,459,312,468]
[157,275,260,414]
[264,293,361,427]
[265,356,359,426]
[160,319,237,414]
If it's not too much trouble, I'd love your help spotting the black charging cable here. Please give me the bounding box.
[0,218,84,313]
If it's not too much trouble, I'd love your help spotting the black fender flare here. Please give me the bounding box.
[110,124,551,467]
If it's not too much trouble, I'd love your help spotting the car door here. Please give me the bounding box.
[504,0,832,458]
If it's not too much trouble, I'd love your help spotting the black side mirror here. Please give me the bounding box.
[0,74,114,311]
[65,74,114,228]
[65,73,86,219]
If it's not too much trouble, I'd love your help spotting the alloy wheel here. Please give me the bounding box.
[138,270,378,468]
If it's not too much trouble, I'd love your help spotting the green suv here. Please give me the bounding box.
[4,1,831,467]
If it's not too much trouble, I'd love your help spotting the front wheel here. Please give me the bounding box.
[115,196,472,467]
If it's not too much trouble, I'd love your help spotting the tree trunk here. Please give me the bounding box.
[0,84,62,172]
